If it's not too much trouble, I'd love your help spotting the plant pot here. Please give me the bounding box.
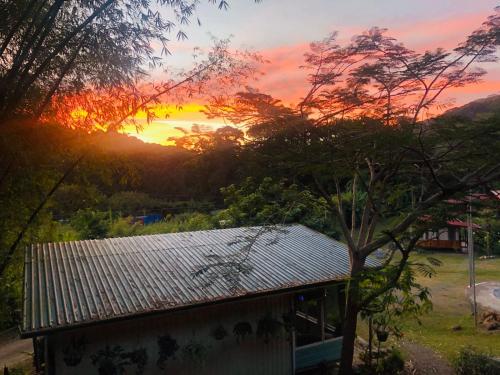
[376,330,389,342]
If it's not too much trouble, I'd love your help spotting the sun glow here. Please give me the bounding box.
[121,103,228,145]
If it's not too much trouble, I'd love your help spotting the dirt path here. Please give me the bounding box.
[0,328,33,368]
[399,339,454,375]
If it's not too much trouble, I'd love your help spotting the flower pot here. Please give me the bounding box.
[376,330,389,342]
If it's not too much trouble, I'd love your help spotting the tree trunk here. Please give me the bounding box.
[339,256,365,375]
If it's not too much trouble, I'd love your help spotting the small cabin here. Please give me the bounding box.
[22,224,378,374]
[418,219,480,253]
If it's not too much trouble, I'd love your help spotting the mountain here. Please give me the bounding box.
[2,120,188,158]
[443,94,500,119]
[90,130,185,156]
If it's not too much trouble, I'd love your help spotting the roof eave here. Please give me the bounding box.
[20,276,347,339]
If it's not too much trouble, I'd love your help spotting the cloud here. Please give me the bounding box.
[251,11,498,104]
[123,10,499,144]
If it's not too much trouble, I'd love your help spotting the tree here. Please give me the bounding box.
[217,177,339,237]
[0,0,261,280]
[0,0,261,126]
[205,9,500,373]
[169,124,244,152]
[254,115,500,374]
[298,8,499,125]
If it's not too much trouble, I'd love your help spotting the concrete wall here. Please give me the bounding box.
[49,294,293,375]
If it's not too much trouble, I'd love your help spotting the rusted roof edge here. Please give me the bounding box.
[20,276,347,338]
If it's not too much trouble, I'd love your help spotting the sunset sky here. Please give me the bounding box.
[124,0,500,145]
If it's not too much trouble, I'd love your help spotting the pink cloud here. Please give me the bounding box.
[251,11,497,106]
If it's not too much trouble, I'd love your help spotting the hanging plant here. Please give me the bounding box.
[63,335,87,367]
[211,325,228,341]
[157,334,179,369]
[233,321,253,343]
[181,339,209,366]
[376,329,389,342]
[91,345,148,375]
[122,348,148,375]
[282,311,295,333]
[91,345,129,375]
[256,314,282,344]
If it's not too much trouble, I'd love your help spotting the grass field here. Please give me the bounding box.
[396,252,500,359]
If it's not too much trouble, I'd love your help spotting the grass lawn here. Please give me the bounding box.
[396,252,500,360]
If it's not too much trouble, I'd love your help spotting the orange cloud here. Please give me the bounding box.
[123,11,499,145]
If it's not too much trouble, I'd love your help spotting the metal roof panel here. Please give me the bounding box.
[22,224,377,336]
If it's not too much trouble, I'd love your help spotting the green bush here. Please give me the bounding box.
[107,213,215,238]
[359,347,405,375]
[376,348,405,374]
[453,346,500,375]
[107,217,141,237]
[70,209,111,239]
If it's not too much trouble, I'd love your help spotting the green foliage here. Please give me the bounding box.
[35,220,80,242]
[360,258,436,341]
[107,217,142,238]
[104,212,215,238]
[218,177,339,237]
[71,209,111,240]
[395,253,500,359]
[0,214,79,329]
[453,346,500,375]
[475,217,500,256]
[376,347,405,375]
[0,0,252,123]
[359,347,405,375]
[0,265,22,329]
[107,191,165,215]
[52,184,106,218]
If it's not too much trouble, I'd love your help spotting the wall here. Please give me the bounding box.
[49,294,293,375]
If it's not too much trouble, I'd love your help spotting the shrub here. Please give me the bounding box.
[376,347,405,374]
[358,347,405,375]
[107,217,141,237]
[70,209,110,239]
[453,346,500,375]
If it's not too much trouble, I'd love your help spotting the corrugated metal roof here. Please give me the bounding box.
[22,224,377,337]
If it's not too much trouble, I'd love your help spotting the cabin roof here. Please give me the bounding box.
[22,224,377,337]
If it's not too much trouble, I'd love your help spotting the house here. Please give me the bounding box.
[417,190,500,253]
[22,224,379,374]
[418,219,481,252]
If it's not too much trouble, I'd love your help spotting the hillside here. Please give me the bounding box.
[443,94,500,119]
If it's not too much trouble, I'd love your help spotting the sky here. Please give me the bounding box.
[123,0,500,145]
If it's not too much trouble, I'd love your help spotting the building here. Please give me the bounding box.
[418,219,481,252]
[22,224,379,374]
[417,190,500,253]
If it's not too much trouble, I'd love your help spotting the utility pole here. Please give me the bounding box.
[467,194,477,329]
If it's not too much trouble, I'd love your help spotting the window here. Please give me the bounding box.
[294,285,344,347]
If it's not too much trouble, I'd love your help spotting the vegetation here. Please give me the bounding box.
[453,346,500,375]
[0,2,499,374]
[202,10,500,371]
[375,347,405,375]
[0,0,260,126]
[398,253,500,359]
